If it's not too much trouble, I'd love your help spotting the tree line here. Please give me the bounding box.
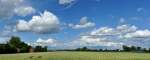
[66,46,150,52]
[0,36,47,54]
[122,45,150,52]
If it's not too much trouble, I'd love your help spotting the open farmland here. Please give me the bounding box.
[0,52,150,60]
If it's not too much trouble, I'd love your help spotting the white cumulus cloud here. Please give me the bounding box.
[58,0,77,9]
[34,38,58,46]
[68,24,150,49]
[123,29,150,39]
[0,0,23,18]
[0,0,36,19]
[16,10,60,34]
[91,27,114,36]
[69,16,95,29]
[78,35,123,47]
[14,6,36,16]
[68,35,123,49]
[59,0,75,5]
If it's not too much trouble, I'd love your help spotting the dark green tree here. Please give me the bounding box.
[8,36,30,53]
[122,45,131,51]
[131,46,136,51]
[136,46,141,51]
[148,48,150,52]
[8,36,21,48]
[143,48,147,52]
[80,47,89,51]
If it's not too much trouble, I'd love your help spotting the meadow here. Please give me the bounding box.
[0,52,150,60]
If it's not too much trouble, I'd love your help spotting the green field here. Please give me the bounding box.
[0,52,150,60]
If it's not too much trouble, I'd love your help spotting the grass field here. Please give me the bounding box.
[0,52,150,60]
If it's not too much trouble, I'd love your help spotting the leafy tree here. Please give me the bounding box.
[8,36,30,53]
[0,36,48,54]
[34,46,47,52]
[143,48,147,52]
[76,47,81,51]
[82,47,88,51]
[8,36,21,48]
[148,48,150,52]
[136,46,141,51]
[0,44,16,54]
[75,47,89,51]
[99,49,103,51]
[122,45,131,51]
[131,46,136,51]
[43,46,48,52]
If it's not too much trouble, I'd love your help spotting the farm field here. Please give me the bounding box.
[0,52,150,60]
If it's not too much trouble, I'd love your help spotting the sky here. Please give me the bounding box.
[0,0,150,49]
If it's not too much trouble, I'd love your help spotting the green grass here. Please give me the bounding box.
[0,52,150,60]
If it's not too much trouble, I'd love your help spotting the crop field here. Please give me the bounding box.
[0,52,150,60]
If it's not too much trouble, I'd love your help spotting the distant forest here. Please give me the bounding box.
[0,36,150,54]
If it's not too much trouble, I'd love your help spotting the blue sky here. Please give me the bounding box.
[0,0,150,49]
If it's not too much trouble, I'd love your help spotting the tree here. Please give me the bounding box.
[19,42,30,52]
[76,47,82,51]
[0,44,16,54]
[143,48,147,52]
[131,46,136,51]
[43,46,48,52]
[35,46,42,52]
[0,36,49,53]
[34,46,47,52]
[148,48,150,52]
[99,49,103,52]
[122,45,131,51]
[136,46,141,51]
[8,36,22,50]
[80,47,89,51]
[82,47,88,51]
[75,47,89,51]
[8,36,30,53]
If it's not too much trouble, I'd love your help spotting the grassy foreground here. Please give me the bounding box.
[0,52,150,60]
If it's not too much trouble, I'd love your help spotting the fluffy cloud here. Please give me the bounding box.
[91,25,137,36]
[91,27,114,36]
[16,10,60,34]
[73,35,123,47]
[68,24,150,49]
[26,24,150,49]
[28,24,150,49]
[58,0,77,8]
[0,0,36,19]
[34,38,58,46]
[0,26,16,44]
[65,34,123,49]
[123,30,150,39]
[14,6,36,16]
[16,20,31,31]
[0,26,16,37]
[0,0,23,18]
[69,17,95,29]
[116,25,137,33]
[59,0,75,5]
